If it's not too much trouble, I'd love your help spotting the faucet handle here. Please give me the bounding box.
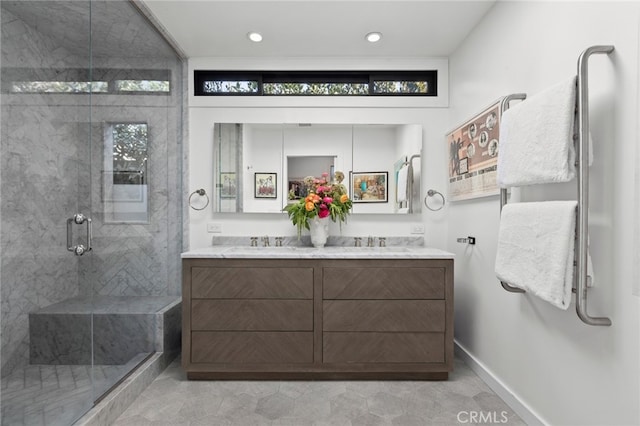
[354,237,362,247]
[250,237,258,247]
[262,236,270,247]
[378,237,386,247]
[275,237,284,247]
[367,236,375,247]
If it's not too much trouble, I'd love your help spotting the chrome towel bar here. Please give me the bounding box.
[576,45,614,326]
[497,45,614,326]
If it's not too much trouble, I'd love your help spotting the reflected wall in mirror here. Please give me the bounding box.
[213,123,422,215]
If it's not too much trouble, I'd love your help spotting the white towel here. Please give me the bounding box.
[495,201,577,310]
[497,76,577,187]
[397,165,409,203]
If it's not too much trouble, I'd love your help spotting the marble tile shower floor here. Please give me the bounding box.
[1,353,149,426]
[114,357,525,426]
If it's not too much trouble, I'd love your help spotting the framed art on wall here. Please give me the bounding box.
[446,100,502,201]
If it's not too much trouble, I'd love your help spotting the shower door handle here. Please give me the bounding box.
[67,213,92,256]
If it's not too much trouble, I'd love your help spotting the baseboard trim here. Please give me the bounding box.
[454,340,546,426]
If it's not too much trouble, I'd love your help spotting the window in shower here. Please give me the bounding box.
[114,79,170,93]
[103,122,149,223]
[5,68,170,95]
[10,81,109,93]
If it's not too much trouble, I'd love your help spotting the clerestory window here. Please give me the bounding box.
[194,70,437,96]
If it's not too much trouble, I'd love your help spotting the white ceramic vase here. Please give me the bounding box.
[309,216,330,248]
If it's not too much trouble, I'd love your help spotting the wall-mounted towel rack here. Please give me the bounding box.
[498,46,613,326]
[401,154,421,213]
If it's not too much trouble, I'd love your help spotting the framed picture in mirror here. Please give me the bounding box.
[255,172,277,198]
[219,172,236,198]
[351,172,388,203]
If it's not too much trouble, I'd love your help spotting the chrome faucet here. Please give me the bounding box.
[354,237,362,247]
[378,237,386,247]
[367,236,375,247]
[250,237,258,247]
[275,237,284,247]
[262,236,270,247]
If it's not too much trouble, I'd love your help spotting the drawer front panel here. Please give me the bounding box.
[192,331,313,364]
[323,332,444,364]
[192,267,313,299]
[323,300,445,332]
[192,299,313,331]
[323,267,444,299]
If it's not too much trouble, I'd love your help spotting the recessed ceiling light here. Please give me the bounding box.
[247,32,263,43]
[365,32,382,43]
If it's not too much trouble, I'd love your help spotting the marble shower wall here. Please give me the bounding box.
[79,57,183,299]
[1,5,88,377]
[1,1,184,375]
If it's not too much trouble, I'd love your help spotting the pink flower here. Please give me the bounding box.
[316,186,327,193]
[318,208,330,218]
[322,172,329,178]
[323,197,333,204]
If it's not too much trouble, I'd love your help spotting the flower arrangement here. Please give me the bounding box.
[283,172,352,237]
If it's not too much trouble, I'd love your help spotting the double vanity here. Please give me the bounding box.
[181,244,454,380]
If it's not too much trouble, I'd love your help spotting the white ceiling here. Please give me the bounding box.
[142,0,496,58]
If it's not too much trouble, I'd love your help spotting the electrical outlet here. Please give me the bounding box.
[207,222,222,233]
[410,224,425,234]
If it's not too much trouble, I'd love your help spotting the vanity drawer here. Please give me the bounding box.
[192,331,313,364]
[323,332,445,363]
[192,299,313,331]
[323,300,445,332]
[191,266,313,299]
[323,267,445,299]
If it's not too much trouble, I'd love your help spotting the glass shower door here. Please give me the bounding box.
[0,0,97,424]
[2,0,183,423]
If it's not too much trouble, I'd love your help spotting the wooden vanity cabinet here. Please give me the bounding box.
[182,258,453,380]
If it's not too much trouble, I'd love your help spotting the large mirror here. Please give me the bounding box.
[213,123,422,215]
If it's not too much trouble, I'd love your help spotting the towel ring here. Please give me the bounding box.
[424,189,445,211]
[189,189,210,210]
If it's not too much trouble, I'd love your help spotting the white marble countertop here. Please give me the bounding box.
[181,246,454,259]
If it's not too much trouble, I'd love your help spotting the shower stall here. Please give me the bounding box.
[1,1,184,424]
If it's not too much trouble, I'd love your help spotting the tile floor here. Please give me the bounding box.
[1,353,148,426]
[113,357,525,425]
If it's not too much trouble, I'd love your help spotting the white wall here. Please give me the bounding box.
[243,126,283,213]
[187,57,450,250]
[448,2,640,425]
[352,126,396,214]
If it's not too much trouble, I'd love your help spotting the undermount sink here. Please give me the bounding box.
[226,246,414,252]
[337,246,412,252]
[226,246,299,252]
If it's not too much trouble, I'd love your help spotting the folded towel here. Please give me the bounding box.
[587,252,595,287]
[495,201,577,310]
[397,165,409,203]
[497,76,577,187]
